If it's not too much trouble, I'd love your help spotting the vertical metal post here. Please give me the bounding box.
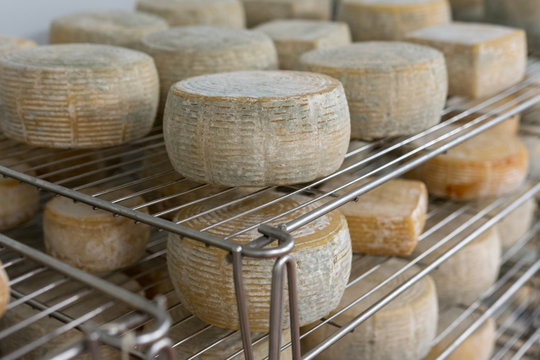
[232,250,254,360]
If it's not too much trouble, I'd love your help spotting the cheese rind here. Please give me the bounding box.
[0,44,159,149]
[0,261,8,318]
[164,70,350,186]
[337,0,451,41]
[0,35,36,56]
[406,22,527,99]
[297,42,447,140]
[449,0,484,22]
[255,20,351,70]
[493,198,536,248]
[49,10,168,49]
[136,0,246,28]
[242,0,333,28]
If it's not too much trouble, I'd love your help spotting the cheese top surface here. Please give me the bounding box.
[0,44,152,70]
[52,10,167,31]
[256,20,347,41]
[299,42,443,70]
[0,35,36,56]
[407,22,522,45]
[172,70,341,99]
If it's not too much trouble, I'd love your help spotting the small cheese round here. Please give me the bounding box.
[49,10,168,49]
[297,42,447,140]
[168,193,352,332]
[336,0,451,41]
[140,26,278,114]
[301,258,438,360]
[255,19,351,70]
[421,225,501,307]
[495,198,537,248]
[43,188,150,272]
[0,44,159,149]
[136,0,245,28]
[449,0,484,22]
[164,70,351,186]
[242,0,333,28]
[406,133,529,200]
[0,261,8,318]
[0,35,36,56]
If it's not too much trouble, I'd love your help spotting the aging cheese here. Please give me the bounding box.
[491,198,536,248]
[49,10,168,49]
[0,44,159,149]
[406,132,529,200]
[297,42,447,140]
[140,26,278,115]
[0,35,36,56]
[136,0,245,28]
[168,193,352,332]
[406,22,527,99]
[164,70,350,186]
[320,176,428,256]
[449,0,484,22]
[301,259,438,360]
[336,0,451,41]
[521,135,540,180]
[43,188,150,272]
[0,261,8,318]
[424,307,496,360]
[255,19,351,70]
[242,0,333,28]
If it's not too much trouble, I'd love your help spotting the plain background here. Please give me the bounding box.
[0,0,138,44]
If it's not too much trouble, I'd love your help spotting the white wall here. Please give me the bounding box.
[0,0,138,44]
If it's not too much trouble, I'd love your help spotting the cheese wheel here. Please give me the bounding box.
[0,158,40,230]
[406,132,529,200]
[406,22,527,99]
[43,188,150,272]
[0,261,8,318]
[49,10,168,49]
[139,26,278,115]
[449,0,484,22]
[0,35,36,56]
[424,307,496,360]
[242,0,333,28]
[164,70,350,186]
[0,44,159,149]
[254,20,351,70]
[320,176,428,256]
[420,225,501,307]
[168,193,352,331]
[136,0,245,28]
[297,42,447,140]
[336,0,451,41]
[493,198,536,248]
[301,258,438,360]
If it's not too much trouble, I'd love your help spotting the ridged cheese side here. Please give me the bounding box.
[242,0,333,28]
[0,261,8,318]
[0,45,159,149]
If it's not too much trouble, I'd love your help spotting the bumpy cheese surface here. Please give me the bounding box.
[136,0,245,28]
[406,133,529,200]
[242,0,332,28]
[320,176,428,256]
[49,10,168,49]
[337,0,451,41]
[297,42,447,140]
[0,44,159,149]
[255,20,351,70]
[168,193,352,331]
[0,261,8,318]
[140,26,278,115]
[406,22,527,99]
[43,188,150,272]
[301,258,438,360]
[164,70,350,186]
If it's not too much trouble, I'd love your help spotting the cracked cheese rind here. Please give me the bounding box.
[297,42,447,140]
[406,22,527,99]
[0,44,159,149]
[163,70,350,187]
[168,193,352,332]
[336,0,451,41]
[242,0,332,28]
[0,261,8,318]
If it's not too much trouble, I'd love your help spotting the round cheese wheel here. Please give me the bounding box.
[49,10,168,49]
[136,0,245,28]
[424,307,496,360]
[0,35,36,56]
[140,26,278,115]
[421,225,501,307]
[297,42,447,140]
[168,193,352,332]
[449,0,484,22]
[406,133,529,200]
[0,261,8,318]
[301,258,438,360]
[495,197,537,248]
[336,0,451,41]
[164,70,351,186]
[43,188,150,272]
[0,44,159,149]
[242,0,333,28]
[255,19,351,70]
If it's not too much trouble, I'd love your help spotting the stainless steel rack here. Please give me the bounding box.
[0,58,539,359]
